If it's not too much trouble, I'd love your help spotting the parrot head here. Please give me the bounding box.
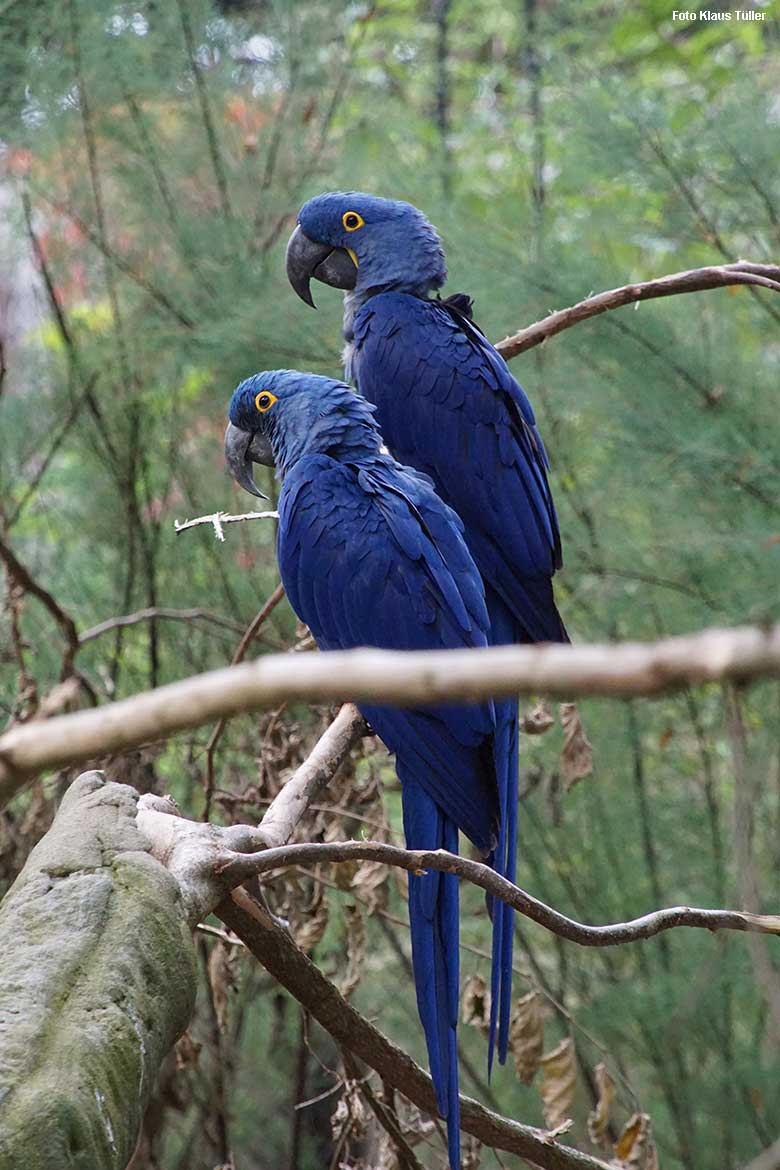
[224,368,380,495]
[285,192,447,307]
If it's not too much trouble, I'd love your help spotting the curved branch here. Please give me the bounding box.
[2,621,779,803]
[217,896,612,1170]
[222,840,780,946]
[0,532,80,678]
[79,606,246,643]
[495,261,780,359]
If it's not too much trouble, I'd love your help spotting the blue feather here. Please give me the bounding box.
[229,368,504,1170]
[348,286,568,1078]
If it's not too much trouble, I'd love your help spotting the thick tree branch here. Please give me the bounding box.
[495,262,780,359]
[222,840,780,945]
[217,897,612,1170]
[1,622,779,802]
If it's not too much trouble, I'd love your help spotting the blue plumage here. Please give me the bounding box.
[287,194,568,1093]
[225,370,503,1170]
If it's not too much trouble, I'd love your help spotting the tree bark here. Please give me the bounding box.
[0,772,197,1170]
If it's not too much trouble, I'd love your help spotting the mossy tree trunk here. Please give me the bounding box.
[0,772,197,1170]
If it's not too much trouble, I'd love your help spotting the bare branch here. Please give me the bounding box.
[221,840,780,946]
[174,509,278,540]
[0,532,80,678]
[217,897,613,1170]
[256,704,368,849]
[2,622,780,802]
[203,583,287,816]
[79,606,246,643]
[495,262,780,359]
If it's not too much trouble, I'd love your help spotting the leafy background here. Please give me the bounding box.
[1,1,780,1166]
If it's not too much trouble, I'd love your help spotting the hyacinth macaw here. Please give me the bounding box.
[225,368,504,1170]
[285,193,568,1075]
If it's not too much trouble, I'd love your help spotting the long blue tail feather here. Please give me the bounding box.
[485,590,521,1075]
[401,774,461,1170]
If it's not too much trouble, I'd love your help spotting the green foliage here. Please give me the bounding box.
[2,1,780,1167]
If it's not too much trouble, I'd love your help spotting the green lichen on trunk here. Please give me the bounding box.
[0,771,197,1170]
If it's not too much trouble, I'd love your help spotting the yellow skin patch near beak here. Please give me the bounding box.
[346,247,358,268]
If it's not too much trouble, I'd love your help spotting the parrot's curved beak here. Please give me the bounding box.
[285,223,357,308]
[224,421,272,499]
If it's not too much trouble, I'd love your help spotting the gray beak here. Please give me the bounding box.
[285,223,358,308]
[224,421,273,499]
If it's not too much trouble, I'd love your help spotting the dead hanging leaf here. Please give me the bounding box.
[523,698,555,735]
[462,974,491,1031]
[559,703,593,790]
[538,1036,577,1130]
[174,1030,202,1070]
[292,885,329,954]
[393,864,410,903]
[351,858,389,913]
[331,1079,368,1145]
[462,1133,483,1169]
[376,1102,437,1169]
[657,726,675,749]
[586,1063,615,1147]
[338,902,366,1001]
[333,855,361,884]
[614,1113,659,1170]
[509,991,545,1085]
[208,939,238,1033]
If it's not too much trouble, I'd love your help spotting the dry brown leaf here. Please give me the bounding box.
[338,901,366,1001]
[174,1030,201,1070]
[586,1062,615,1147]
[522,698,555,735]
[331,1079,368,1144]
[462,1133,483,1169]
[614,1112,659,1169]
[333,856,361,884]
[509,991,545,1084]
[207,939,238,1033]
[293,886,329,954]
[351,858,389,913]
[538,1036,576,1130]
[559,702,593,790]
[462,974,491,1031]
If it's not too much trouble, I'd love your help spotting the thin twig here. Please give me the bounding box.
[175,510,279,540]
[79,606,245,643]
[176,0,233,223]
[0,533,80,679]
[203,582,286,817]
[495,262,780,359]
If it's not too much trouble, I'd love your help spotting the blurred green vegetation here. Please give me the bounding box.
[1,1,780,1167]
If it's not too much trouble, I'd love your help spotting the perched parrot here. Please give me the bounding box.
[285,193,568,1074]
[224,369,507,1170]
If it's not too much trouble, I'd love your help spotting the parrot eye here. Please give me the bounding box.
[255,390,278,413]
[342,211,364,232]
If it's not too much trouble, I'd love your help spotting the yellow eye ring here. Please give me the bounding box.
[255,390,277,413]
[342,210,364,232]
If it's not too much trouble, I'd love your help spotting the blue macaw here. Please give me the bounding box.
[225,368,505,1170]
[285,193,568,1074]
